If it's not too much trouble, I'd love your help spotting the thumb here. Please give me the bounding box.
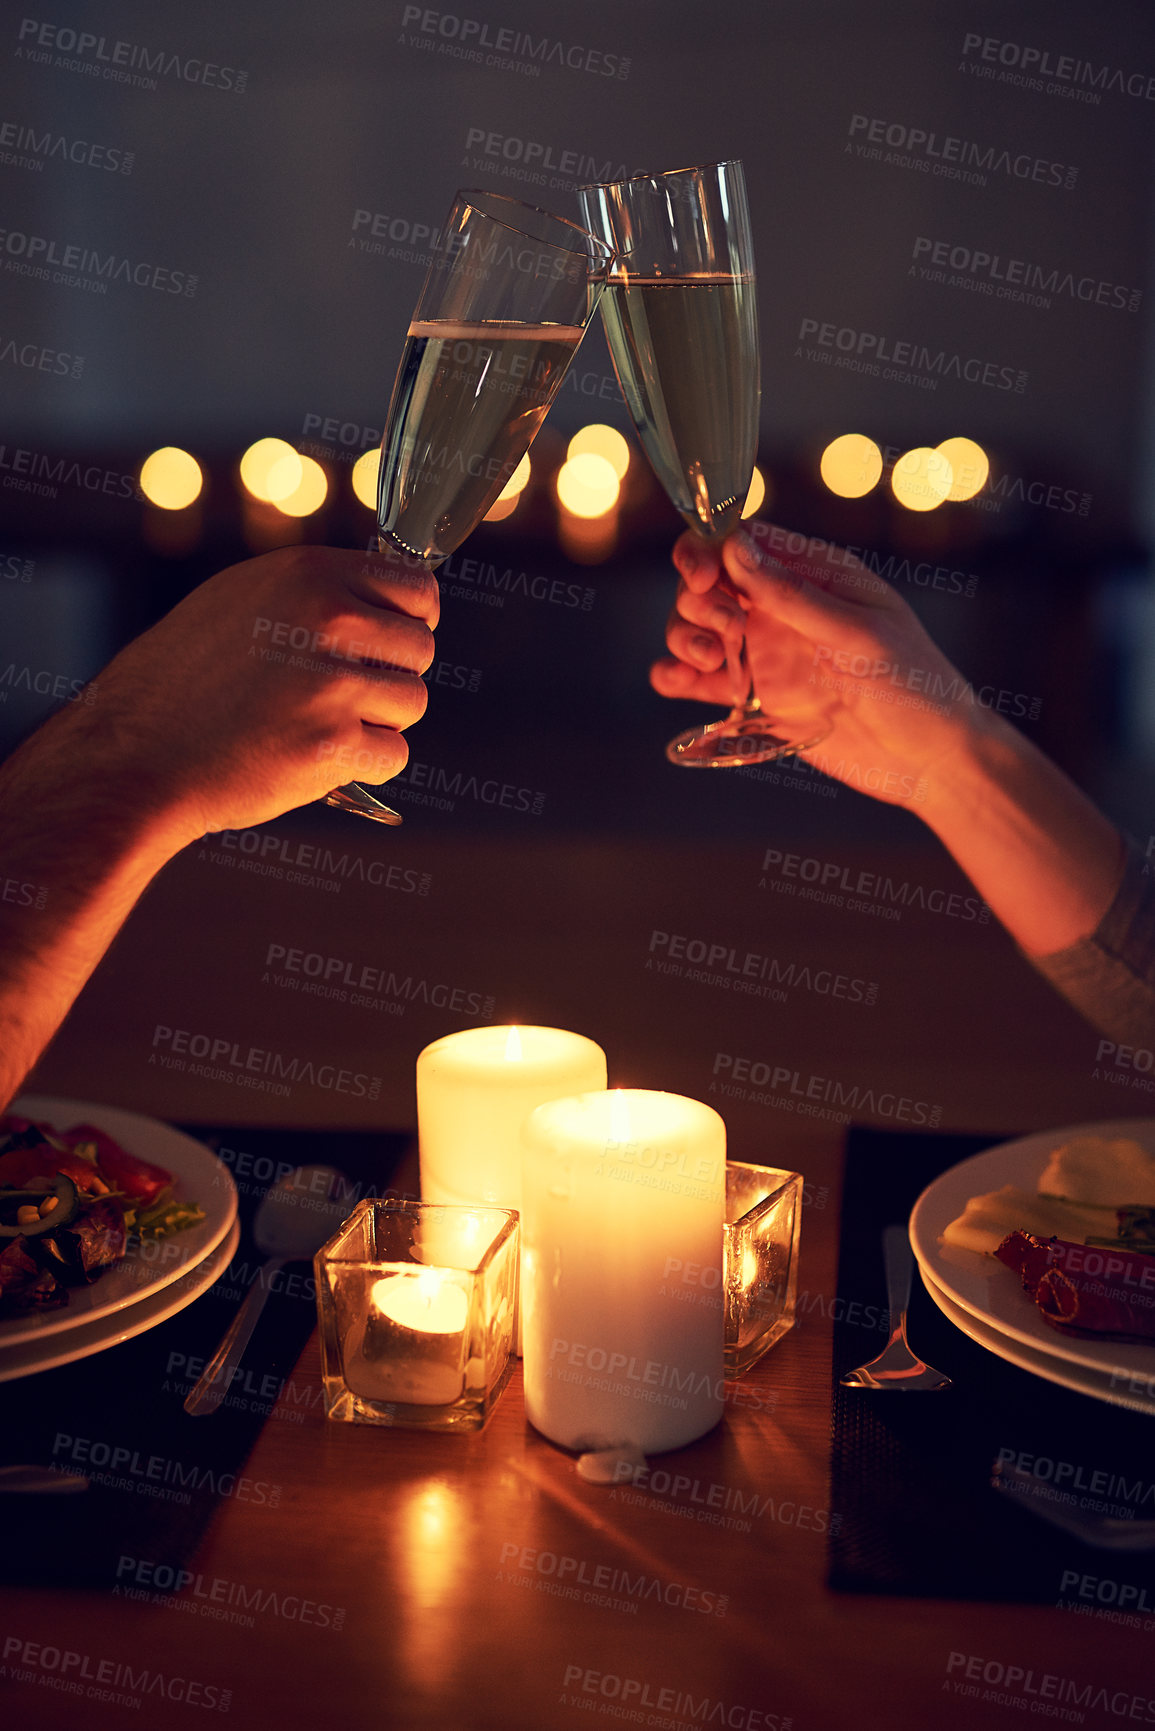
[720,528,864,646]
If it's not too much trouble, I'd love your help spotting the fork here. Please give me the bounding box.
[840,1224,952,1391]
[993,1461,1155,1549]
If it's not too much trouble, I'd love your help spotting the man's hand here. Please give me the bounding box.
[651,519,982,808]
[40,544,438,845]
[0,544,438,1105]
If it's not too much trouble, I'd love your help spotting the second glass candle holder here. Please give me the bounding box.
[724,1163,802,1377]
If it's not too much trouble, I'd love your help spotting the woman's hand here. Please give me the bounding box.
[651,518,987,808]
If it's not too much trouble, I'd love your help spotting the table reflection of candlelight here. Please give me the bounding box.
[343,1269,470,1407]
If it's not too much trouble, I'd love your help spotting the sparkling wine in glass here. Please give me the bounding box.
[327,191,611,824]
[579,160,829,767]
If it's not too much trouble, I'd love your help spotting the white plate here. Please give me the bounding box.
[918,1261,1155,1417]
[0,1095,237,1343]
[0,1218,241,1381]
[909,1117,1155,1382]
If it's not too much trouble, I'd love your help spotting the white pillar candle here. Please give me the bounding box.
[343,1269,469,1407]
[522,1089,726,1456]
[418,1025,607,1213]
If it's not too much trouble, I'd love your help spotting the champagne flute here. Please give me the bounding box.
[578,160,829,766]
[327,191,613,823]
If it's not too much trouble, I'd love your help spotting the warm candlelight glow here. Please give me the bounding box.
[556,452,620,518]
[504,1024,523,1063]
[935,436,989,501]
[820,433,883,499]
[891,446,953,512]
[351,447,380,508]
[741,465,767,518]
[271,453,329,518]
[239,437,300,503]
[567,424,630,480]
[609,1087,631,1143]
[140,447,203,510]
[371,1269,468,1334]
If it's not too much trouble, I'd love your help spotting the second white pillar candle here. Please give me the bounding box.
[522,1089,726,1455]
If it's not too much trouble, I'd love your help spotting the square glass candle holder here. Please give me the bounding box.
[315,1199,518,1432]
[724,1163,802,1377]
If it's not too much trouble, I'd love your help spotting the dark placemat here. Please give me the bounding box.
[829,1126,1155,1603]
[0,1125,412,1589]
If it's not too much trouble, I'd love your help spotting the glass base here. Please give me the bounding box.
[666,713,830,768]
[324,783,404,825]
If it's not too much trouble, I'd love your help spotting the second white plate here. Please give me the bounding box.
[909,1116,1155,1381]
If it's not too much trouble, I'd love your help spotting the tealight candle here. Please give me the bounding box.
[522,1089,726,1456]
[344,1268,470,1407]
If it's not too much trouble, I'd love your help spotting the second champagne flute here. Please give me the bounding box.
[327,191,612,824]
[579,160,829,767]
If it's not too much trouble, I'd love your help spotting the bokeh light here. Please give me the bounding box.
[935,436,989,502]
[819,433,883,499]
[271,453,329,517]
[139,447,203,510]
[351,448,380,509]
[566,424,630,480]
[742,466,766,518]
[240,437,301,504]
[556,452,620,519]
[484,453,532,521]
[891,446,954,512]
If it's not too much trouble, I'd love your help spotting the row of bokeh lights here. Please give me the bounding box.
[137,429,986,521]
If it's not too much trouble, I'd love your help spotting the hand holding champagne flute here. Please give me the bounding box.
[579,160,828,766]
[327,191,612,823]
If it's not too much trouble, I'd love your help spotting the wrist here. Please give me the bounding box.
[915,703,1028,843]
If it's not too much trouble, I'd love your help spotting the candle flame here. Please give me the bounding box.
[414,1267,444,1306]
[609,1088,631,1143]
[504,1024,523,1062]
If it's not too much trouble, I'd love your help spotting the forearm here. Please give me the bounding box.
[0,712,191,1108]
[920,708,1125,957]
